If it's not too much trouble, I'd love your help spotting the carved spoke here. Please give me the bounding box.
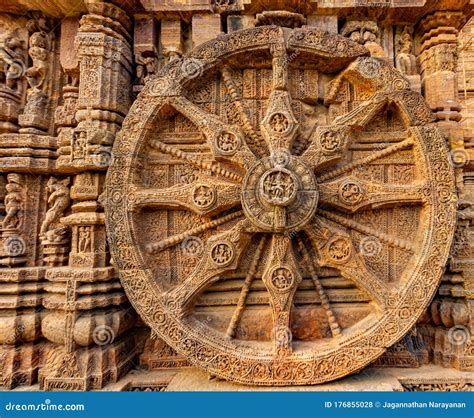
[317,138,415,183]
[168,96,257,171]
[260,44,299,154]
[319,177,428,213]
[305,218,395,310]
[149,139,243,183]
[145,210,244,254]
[221,66,267,157]
[296,237,342,338]
[160,219,252,316]
[129,176,241,217]
[317,208,415,252]
[226,235,268,339]
[261,234,302,355]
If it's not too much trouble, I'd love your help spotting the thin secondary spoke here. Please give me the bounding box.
[145,210,244,254]
[297,237,342,338]
[221,66,267,156]
[317,138,415,183]
[149,139,243,182]
[226,236,267,339]
[317,209,414,252]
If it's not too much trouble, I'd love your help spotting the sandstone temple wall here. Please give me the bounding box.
[0,0,471,391]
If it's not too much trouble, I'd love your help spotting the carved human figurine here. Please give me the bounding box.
[40,177,71,239]
[2,174,24,230]
[396,26,417,76]
[78,226,92,253]
[136,53,158,85]
[73,131,87,159]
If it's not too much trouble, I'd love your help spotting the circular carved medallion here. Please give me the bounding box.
[339,179,364,205]
[105,26,457,385]
[270,267,295,292]
[269,112,290,134]
[210,241,234,266]
[192,185,216,209]
[215,130,240,155]
[319,129,343,153]
[242,155,318,232]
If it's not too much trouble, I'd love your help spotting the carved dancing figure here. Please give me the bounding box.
[2,174,24,230]
[40,177,71,238]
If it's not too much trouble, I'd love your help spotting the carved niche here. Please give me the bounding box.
[104,26,457,385]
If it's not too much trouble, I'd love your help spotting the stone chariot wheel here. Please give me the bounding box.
[105,26,457,385]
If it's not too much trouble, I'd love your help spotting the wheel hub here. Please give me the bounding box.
[242,153,318,233]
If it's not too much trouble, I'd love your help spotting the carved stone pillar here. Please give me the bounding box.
[40,1,137,391]
[0,172,53,388]
[418,11,473,372]
[418,12,464,151]
[57,0,133,171]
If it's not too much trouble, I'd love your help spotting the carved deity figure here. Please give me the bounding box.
[2,173,24,230]
[40,177,71,239]
[73,131,87,159]
[20,14,51,123]
[396,26,417,76]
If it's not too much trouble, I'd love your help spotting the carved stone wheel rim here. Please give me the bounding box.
[105,26,457,385]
